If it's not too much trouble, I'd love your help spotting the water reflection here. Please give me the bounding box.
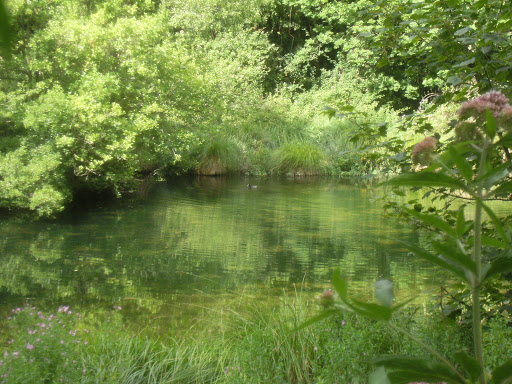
[0,178,443,334]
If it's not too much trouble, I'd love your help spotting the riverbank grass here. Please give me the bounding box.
[1,297,511,383]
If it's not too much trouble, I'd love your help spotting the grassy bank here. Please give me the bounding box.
[2,294,511,383]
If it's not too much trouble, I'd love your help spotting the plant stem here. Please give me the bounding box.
[387,322,468,383]
[472,140,488,384]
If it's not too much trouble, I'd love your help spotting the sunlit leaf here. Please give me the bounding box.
[338,105,356,112]
[384,172,468,191]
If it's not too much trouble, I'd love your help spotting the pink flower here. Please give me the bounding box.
[26,344,34,350]
[412,135,439,166]
[458,91,510,119]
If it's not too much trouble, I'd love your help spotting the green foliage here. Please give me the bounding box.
[0,144,69,217]
[0,304,89,383]
[195,138,243,175]
[306,92,512,384]
[272,142,328,176]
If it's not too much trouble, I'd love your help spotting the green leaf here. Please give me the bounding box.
[480,201,511,244]
[383,172,468,191]
[456,208,467,238]
[492,358,512,384]
[431,240,477,275]
[373,356,466,384]
[375,280,394,308]
[447,145,473,182]
[454,57,475,68]
[346,300,392,321]
[482,256,512,284]
[369,367,391,384]
[480,236,508,249]
[478,163,510,190]
[332,271,348,300]
[486,109,497,140]
[400,241,469,282]
[339,105,356,112]
[454,27,472,36]
[295,309,340,332]
[447,76,462,86]
[453,351,482,382]
[405,208,456,237]
[489,180,512,197]
[495,133,512,148]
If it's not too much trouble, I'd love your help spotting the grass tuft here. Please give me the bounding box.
[195,138,243,175]
[272,142,329,176]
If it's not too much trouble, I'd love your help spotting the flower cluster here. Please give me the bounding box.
[458,91,511,119]
[0,304,90,383]
[411,135,439,166]
[456,90,512,142]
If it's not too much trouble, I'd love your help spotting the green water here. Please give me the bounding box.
[0,178,443,334]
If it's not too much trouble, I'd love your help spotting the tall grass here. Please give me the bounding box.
[5,293,509,383]
[195,138,243,175]
[82,335,228,384]
[272,142,329,176]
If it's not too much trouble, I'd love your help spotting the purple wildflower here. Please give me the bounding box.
[411,135,439,166]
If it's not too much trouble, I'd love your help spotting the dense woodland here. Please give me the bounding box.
[0,0,511,217]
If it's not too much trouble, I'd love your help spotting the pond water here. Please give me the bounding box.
[0,178,445,335]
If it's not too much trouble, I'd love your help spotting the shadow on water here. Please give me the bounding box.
[0,176,444,335]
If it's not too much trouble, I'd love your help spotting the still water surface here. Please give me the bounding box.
[0,178,444,334]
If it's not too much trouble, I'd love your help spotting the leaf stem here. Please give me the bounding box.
[472,139,487,384]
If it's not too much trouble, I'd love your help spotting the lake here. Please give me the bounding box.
[0,177,444,335]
